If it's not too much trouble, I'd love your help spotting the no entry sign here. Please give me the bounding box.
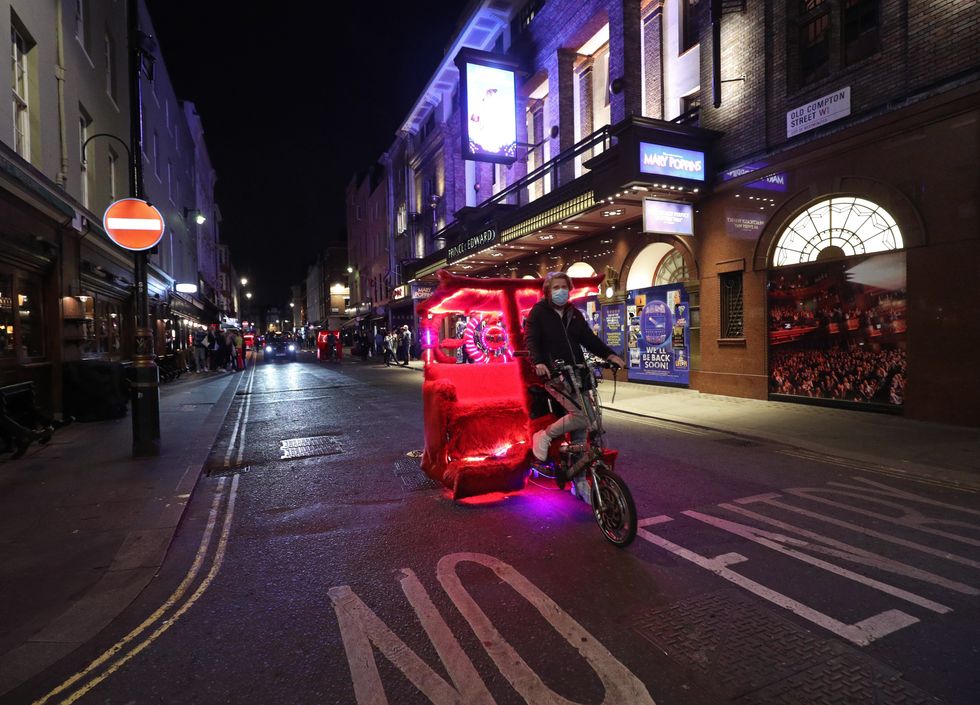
[102,198,165,251]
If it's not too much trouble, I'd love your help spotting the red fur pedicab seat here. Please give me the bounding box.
[416,270,604,499]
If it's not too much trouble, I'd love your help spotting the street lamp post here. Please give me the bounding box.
[127,0,159,456]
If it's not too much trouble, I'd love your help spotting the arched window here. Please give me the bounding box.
[654,249,688,285]
[773,197,903,267]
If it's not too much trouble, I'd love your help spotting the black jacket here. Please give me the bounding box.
[525,299,614,367]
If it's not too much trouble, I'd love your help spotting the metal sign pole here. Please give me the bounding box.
[128,0,160,456]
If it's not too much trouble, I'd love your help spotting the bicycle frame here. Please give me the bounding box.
[548,361,610,511]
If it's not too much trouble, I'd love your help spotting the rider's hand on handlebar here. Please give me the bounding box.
[606,354,626,370]
[534,363,550,377]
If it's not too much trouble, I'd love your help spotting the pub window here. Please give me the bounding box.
[681,0,703,54]
[0,273,13,356]
[720,271,744,338]
[16,277,43,358]
[843,0,879,66]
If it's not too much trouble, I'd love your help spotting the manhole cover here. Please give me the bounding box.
[280,435,342,460]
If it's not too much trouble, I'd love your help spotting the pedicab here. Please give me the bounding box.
[416,270,620,500]
[316,329,343,362]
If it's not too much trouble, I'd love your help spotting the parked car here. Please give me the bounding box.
[263,333,298,362]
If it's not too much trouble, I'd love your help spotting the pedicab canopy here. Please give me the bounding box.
[415,270,604,499]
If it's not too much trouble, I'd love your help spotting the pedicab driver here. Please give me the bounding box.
[525,271,626,484]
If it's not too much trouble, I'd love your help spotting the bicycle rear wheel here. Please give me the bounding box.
[590,464,637,547]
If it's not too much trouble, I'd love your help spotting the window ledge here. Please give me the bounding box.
[717,337,746,347]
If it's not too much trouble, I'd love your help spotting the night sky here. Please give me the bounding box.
[144,1,472,306]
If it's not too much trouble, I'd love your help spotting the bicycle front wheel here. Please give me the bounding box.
[590,464,637,547]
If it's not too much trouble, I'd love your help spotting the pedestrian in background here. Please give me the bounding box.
[193,328,208,372]
[206,327,217,370]
[398,325,412,366]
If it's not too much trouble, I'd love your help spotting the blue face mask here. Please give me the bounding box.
[551,288,570,306]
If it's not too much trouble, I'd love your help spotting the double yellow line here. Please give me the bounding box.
[33,474,241,705]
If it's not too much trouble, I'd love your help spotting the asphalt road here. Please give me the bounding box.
[9,355,979,705]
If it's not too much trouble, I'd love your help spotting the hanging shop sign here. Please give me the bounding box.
[639,142,705,182]
[411,283,435,300]
[786,86,850,138]
[102,198,165,251]
[455,49,519,164]
[625,284,690,385]
[447,228,499,264]
[643,199,694,236]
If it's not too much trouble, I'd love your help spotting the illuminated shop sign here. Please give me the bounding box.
[639,143,705,181]
[411,283,435,300]
[447,228,499,264]
[456,50,518,164]
[748,172,788,191]
[642,199,694,236]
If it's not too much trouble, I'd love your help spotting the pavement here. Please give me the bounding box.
[0,367,242,698]
[1,352,978,697]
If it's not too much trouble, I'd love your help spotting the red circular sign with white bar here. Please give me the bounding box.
[102,198,165,251]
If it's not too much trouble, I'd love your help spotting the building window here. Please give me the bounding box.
[153,130,160,178]
[773,196,903,266]
[681,0,703,54]
[720,271,744,338]
[511,0,545,38]
[796,0,831,87]
[843,0,879,66]
[11,25,30,160]
[676,93,701,126]
[75,0,91,55]
[655,250,688,285]
[79,106,92,207]
[108,147,118,201]
[104,31,117,102]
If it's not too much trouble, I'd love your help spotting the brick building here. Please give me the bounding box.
[350,0,980,427]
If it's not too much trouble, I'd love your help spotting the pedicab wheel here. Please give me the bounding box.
[590,463,637,547]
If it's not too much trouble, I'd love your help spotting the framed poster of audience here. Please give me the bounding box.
[768,251,907,408]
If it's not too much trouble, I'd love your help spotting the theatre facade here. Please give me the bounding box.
[407,86,978,429]
[373,0,980,429]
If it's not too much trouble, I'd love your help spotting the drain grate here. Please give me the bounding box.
[394,456,441,491]
[279,435,342,460]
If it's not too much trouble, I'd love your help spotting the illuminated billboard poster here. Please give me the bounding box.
[601,303,626,355]
[456,50,518,164]
[625,284,690,385]
[643,198,694,236]
[639,142,705,181]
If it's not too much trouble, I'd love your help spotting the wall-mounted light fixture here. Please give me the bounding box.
[175,282,198,294]
[183,208,207,225]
